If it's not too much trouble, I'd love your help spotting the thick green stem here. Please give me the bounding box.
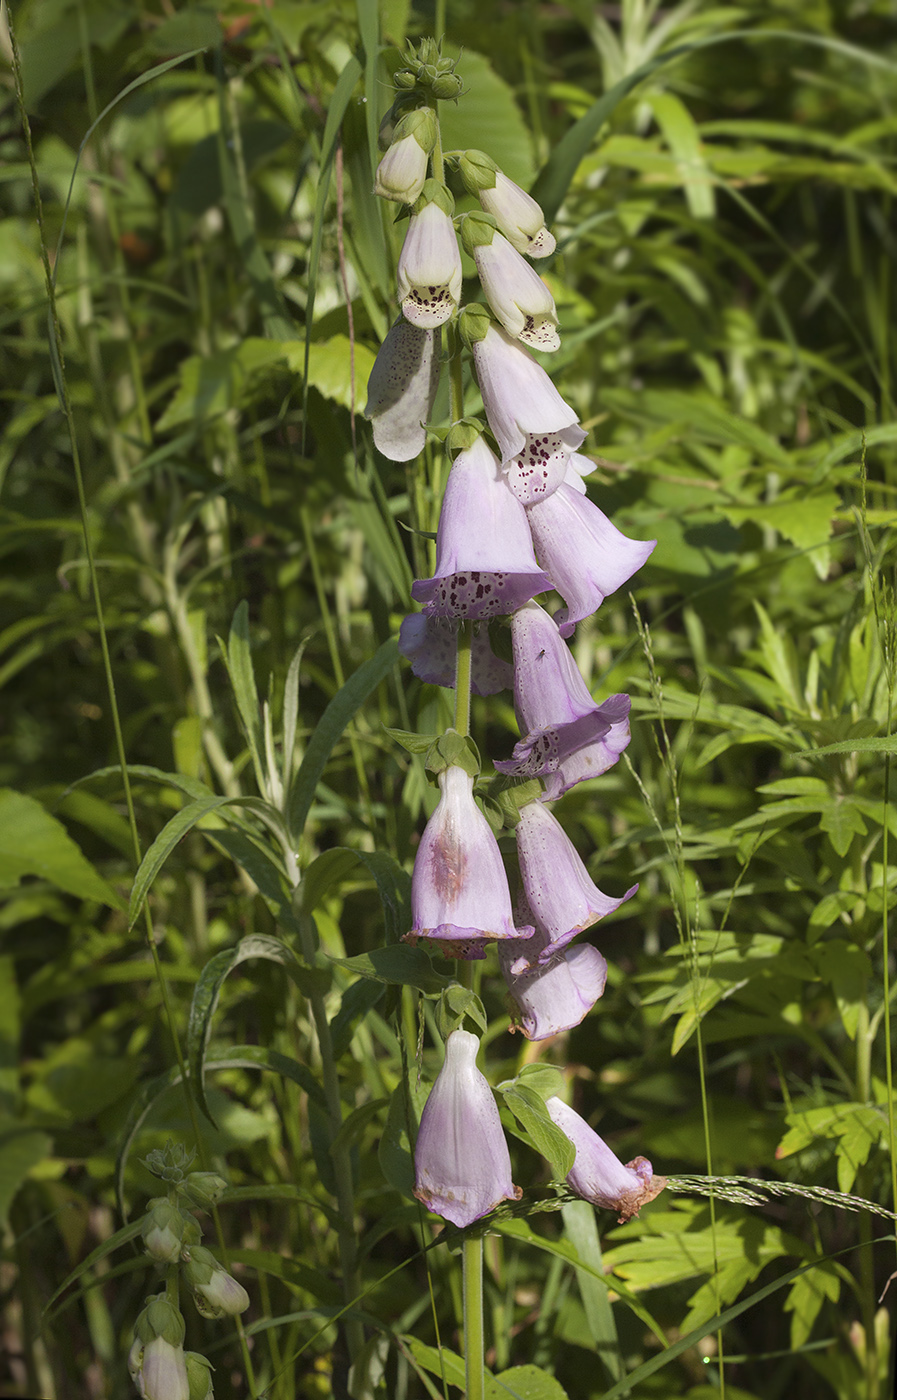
[463,1234,486,1400]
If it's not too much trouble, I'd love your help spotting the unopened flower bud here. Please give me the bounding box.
[185,1353,215,1400]
[178,1172,228,1209]
[394,69,417,90]
[135,1295,186,1348]
[458,303,492,351]
[374,109,437,205]
[431,72,463,100]
[142,1201,190,1263]
[183,1246,250,1319]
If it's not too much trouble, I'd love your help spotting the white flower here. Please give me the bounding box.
[140,1337,190,1400]
[364,316,440,462]
[464,315,585,503]
[461,214,559,351]
[459,151,556,258]
[397,183,462,328]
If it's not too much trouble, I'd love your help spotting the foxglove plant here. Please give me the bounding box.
[365,41,662,1398]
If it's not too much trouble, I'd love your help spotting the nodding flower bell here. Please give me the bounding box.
[515,800,636,963]
[364,316,440,462]
[460,213,560,352]
[404,763,533,959]
[410,434,552,619]
[461,309,585,504]
[374,108,437,205]
[414,1028,522,1227]
[526,481,656,637]
[182,1246,250,1320]
[398,180,463,328]
[499,898,608,1038]
[459,149,556,258]
[398,613,513,696]
[546,1096,666,1223]
[131,1296,189,1400]
[494,601,632,800]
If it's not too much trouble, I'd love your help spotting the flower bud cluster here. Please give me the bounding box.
[128,1155,248,1400]
[367,46,665,1236]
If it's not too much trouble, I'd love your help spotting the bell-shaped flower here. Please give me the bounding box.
[526,482,656,637]
[499,899,608,1038]
[461,213,559,352]
[414,1028,522,1226]
[515,800,636,962]
[364,316,440,462]
[410,435,552,619]
[398,180,463,328]
[374,109,437,205]
[461,311,585,503]
[459,149,556,257]
[494,602,632,800]
[398,613,513,695]
[141,1199,190,1264]
[404,763,533,959]
[136,1338,190,1400]
[546,1096,666,1222]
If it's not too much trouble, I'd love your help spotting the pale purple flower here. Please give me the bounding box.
[563,451,596,494]
[526,482,656,637]
[469,322,585,502]
[499,899,608,1038]
[364,317,440,462]
[494,601,632,800]
[410,435,552,619]
[546,1096,666,1222]
[398,614,513,695]
[398,184,463,328]
[139,1337,190,1400]
[414,1028,521,1226]
[461,215,559,351]
[404,764,533,959]
[514,800,636,963]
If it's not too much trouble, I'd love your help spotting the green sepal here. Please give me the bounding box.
[426,730,481,777]
[394,107,438,155]
[459,210,499,255]
[384,726,441,756]
[445,418,484,454]
[436,983,488,1039]
[459,303,493,350]
[413,178,455,217]
[488,777,544,825]
[136,1295,186,1347]
[458,148,499,195]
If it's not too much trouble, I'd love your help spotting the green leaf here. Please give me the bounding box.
[43,1216,144,1315]
[287,638,400,840]
[439,49,535,189]
[0,1126,52,1228]
[819,797,867,858]
[799,736,897,757]
[379,1078,429,1196]
[329,1097,389,1157]
[501,1086,575,1179]
[146,8,222,52]
[561,1200,622,1381]
[785,1262,839,1350]
[493,1367,570,1400]
[223,601,265,791]
[225,1246,341,1305]
[128,796,234,928]
[0,789,123,909]
[816,940,871,1041]
[187,936,322,1124]
[329,944,450,997]
[305,335,377,411]
[330,977,384,1059]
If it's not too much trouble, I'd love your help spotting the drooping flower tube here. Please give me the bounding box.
[460,213,560,352]
[364,317,440,462]
[498,898,608,1037]
[414,1028,522,1226]
[515,800,636,963]
[461,309,585,504]
[459,149,556,258]
[410,434,552,619]
[397,180,463,328]
[374,108,437,205]
[130,1296,189,1400]
[403,764,533,959]
[546,1096,666,1222]
[398,613,513,695]
[526,482,656,638]
[494,601,632,800]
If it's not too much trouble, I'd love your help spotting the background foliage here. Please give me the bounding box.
[2,0,897,1397]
